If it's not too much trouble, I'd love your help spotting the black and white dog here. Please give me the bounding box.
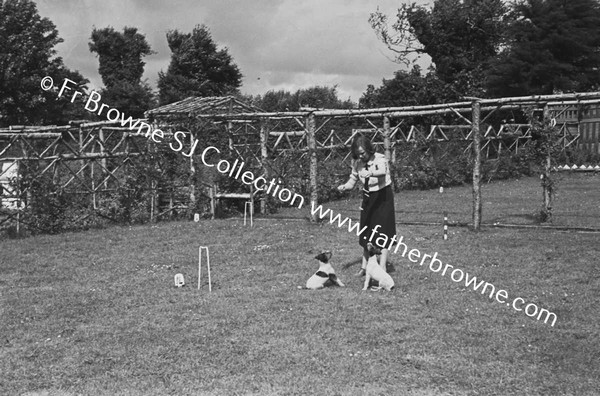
[363,243,395,291]
[305,251,345,290]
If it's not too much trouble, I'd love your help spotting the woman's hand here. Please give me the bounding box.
[358,169,372,178]
[337,184,347,192]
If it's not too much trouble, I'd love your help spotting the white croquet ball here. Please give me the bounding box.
[174,273,185,287]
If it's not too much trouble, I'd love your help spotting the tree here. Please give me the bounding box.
[89,26,153,87]
[98,81,155,120]
[485,0,600,96]
[254,86,354,112]
[359,65,455,108]
[0,0,89,126]
[370,0,514,97]
[158,25,243,105]
[89,26,155,117]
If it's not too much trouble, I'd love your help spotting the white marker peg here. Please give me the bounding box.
[174,273,185,287]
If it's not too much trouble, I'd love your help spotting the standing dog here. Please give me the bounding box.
[305,251,345,290]
[363,243,395,291]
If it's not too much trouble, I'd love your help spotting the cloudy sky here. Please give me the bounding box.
[35,0,432,103]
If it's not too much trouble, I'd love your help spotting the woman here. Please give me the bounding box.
[337,135,396,275]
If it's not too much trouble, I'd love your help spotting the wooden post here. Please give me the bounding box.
[150,180,155,222]
[249,182,254,219]
[78,126,85,193]
[99,127,108,189]
[148,128,158,223]
[189,129,196,217]
[576,103,583,153]
[307,113,318,222]
[209,184,215,219]
[383,116,391,160]
[89,125,97,210]
[91,159,97,210]
[471,100,482,231]
[228,121,234,152]
[20,141,32,208]
[383,115,393,186]
[260,118,268,214]
[542,104,553,222]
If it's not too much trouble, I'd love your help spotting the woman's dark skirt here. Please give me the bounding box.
[359,184,396,249]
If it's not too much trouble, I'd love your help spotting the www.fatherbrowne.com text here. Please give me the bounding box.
[42,76,557,327]
[309,199,558,327]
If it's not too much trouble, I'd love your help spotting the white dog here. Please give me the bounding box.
[363,243,395,291]
[305,251,345,290]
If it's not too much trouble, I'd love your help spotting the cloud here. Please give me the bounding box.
[34,0,431,102]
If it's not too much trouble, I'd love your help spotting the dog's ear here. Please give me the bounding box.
[315,251,332,263]
[367,243,381,256]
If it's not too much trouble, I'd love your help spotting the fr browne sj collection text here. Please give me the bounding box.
[41,76,305,209]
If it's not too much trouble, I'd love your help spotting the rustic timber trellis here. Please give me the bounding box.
[186,91,600,227]
[0,120,168,232]
[146,96,265,218]
[2,92,600,235]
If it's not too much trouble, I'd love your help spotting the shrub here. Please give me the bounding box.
[19,175,73,234]
[392,140,471,190]
[557,147,600,165]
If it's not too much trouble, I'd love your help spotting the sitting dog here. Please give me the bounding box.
[363,243,395,291]
[305,251,345,290]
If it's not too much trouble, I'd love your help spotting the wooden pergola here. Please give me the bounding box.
[183,91,600,226]
[2,91,600,234]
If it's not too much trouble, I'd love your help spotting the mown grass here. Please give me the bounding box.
[279,172,597,228]
[1,174,599,395]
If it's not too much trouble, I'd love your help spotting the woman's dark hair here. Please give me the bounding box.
[350,135,376,160]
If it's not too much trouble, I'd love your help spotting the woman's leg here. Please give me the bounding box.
[380,248,389,271]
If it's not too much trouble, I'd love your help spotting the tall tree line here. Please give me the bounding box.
[3,0,599,126]
[0,0,88,126]
[366,0,600,107]
[0,2,246,126]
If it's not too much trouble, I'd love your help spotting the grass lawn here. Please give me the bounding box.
[1,174,599,395]
[308,172,600,229]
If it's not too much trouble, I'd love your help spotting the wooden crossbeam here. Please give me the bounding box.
[317,129,336,148]
[315,116,332,136]
[483,125,498,138]
[272,132,286,149]
[0,132,62,138]
[497,124,531,137]
[2,152,144,161]
[427,126,450,141]
[18,135,46,159]
[37,137,62,158]
[269,131,306,137]
[0,135,18,157]
[408,125,422,141]
[284,132,295,150]
[38,157,60,178]
[94,162,127,191]
[61,162,93,192]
